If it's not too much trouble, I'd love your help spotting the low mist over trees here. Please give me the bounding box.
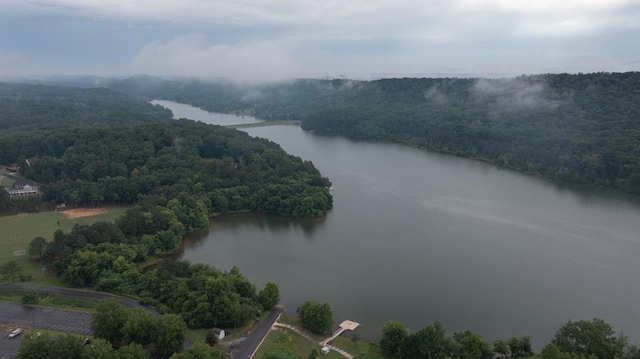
[111,72,640,194]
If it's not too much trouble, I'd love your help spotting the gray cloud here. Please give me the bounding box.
[1,0,639,78]
[129,34,297,83]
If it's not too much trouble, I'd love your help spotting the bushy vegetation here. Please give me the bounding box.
[297,300,333,335]
[30,217,278,328]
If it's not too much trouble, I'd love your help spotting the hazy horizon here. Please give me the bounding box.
[1,0,639,82]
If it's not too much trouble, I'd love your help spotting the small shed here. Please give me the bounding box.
[321,346,330,355]
[212,328,225,340]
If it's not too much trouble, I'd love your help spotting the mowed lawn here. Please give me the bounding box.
[0,207,129,282]
[253,327,385,359]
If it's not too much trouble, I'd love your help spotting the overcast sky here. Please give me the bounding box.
[1,0,639,81]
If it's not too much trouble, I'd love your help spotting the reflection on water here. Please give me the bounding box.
[184,213,325,248]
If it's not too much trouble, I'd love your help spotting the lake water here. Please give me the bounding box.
[151,99,262,126]
[156,100,640,348]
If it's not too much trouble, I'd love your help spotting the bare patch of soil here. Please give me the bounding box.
[60,208,106,219]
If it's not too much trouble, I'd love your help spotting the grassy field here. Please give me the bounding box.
[253,315,386,359]
[0,176,15,188]
[0,206,129,282]
[252,328,386,359]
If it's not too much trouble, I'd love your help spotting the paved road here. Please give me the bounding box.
[0,302,92,359]
[0,284,160,315]
[231,306,284,359]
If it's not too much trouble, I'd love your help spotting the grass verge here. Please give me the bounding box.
[0,206,129,283]
[0,291,99,313]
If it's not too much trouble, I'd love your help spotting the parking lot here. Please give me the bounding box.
[0,302,92,358]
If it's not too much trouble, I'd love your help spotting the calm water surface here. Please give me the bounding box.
[151,99,262,126]
[160,101,640,347]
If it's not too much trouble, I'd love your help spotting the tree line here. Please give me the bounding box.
[0,81,172,131]
[109,72,640,195]
[378,317,637,359]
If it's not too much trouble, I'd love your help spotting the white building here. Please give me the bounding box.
[7,179,40,197]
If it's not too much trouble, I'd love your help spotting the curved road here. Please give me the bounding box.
[0,284,160,315]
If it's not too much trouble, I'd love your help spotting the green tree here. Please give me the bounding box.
[205,329,219,346]
[170,343,222,359]
[521,336,533,357]
[402,322,452,359]
[626,345,640,359]
[380,321,409,358]
[116,343,151,359]
[509,336,524,357]
[297,300,333,335]
[539,343,573,359]
[493,339,509,358]
[92,299,127,346]
[153,314,188,357]
[21,290,39,304]
[258,282,280,311]
[81,338,115,359]
[49,334,84,359]
[16,332,52,359]
[553,318,625,359]
[308,347,320,359]
[452,330,492,359]
[122,308,156,347]
[28,236,48,259]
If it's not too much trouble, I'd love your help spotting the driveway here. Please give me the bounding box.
[231,306,284,359]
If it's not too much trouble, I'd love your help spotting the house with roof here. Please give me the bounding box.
[7,178,41,197]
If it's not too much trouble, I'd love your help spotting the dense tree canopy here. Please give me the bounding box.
[0,82,172,130]
[380,321,409,358]
[1,119,332,218]
[112,72,640,194]
[91,299,187,356]
[553,318,626,359]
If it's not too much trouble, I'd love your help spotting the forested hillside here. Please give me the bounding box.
[111,72,640,194]
[0,82,172,130]
[0,120,332,218]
